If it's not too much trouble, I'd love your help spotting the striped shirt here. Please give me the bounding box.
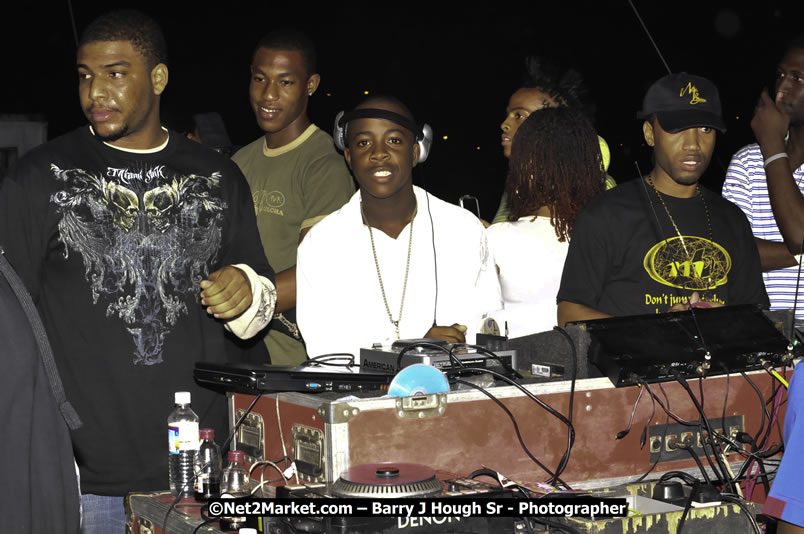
[722,143,804,320]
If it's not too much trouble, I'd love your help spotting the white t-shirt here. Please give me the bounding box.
[296,186,502,359]
[486,216,568,337]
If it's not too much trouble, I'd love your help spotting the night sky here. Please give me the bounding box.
[3,1,802,219]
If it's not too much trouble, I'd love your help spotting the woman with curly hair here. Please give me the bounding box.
[494,56,615,224]
[486,106,605,336]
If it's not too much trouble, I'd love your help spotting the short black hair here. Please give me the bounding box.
[254,29,317,76]
[79,9,168,69]
[357,95,416,123]
[520,56,595,120]
[784,34,804,55]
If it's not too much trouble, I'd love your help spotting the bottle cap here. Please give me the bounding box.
[239,530,258,534]
[200,428,215,440]
[174,391,191,404]
[228,450,245,462]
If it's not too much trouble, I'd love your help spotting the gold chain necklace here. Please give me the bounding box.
[646,176,713,281]
[361,203,414,340]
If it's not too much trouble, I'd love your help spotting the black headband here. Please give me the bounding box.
[338,108,423,140]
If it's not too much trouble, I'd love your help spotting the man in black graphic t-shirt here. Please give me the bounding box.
[557,73,768,326]
[0,10,275,532]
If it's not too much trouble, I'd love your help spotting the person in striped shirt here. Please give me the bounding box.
[722,36,804,324]
[727,36,804,534]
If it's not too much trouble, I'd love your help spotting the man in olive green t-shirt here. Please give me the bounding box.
[233,30,354,365]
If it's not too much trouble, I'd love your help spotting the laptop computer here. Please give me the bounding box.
[194,361,393,395]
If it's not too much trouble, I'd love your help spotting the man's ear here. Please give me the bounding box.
[306,73,321,97]
[642,120,655,147]
[412,142,420,168]
[344,147,352,170]
[151,63,168,96]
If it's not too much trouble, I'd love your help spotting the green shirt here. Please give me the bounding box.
[233,124,355,364]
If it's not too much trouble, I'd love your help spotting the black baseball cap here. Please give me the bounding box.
[637,72,726,133]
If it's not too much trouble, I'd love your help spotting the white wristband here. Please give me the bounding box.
[764,152,789,169]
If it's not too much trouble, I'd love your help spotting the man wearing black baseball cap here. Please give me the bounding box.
[557,73,768,325]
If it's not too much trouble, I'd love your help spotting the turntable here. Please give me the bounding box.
[330,462,443,498]
[269,462,518,533]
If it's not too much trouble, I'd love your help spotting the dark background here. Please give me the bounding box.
[3,2,802,220]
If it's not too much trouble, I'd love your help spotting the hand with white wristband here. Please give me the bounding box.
[764,152,789,169]
[751,89,789,160]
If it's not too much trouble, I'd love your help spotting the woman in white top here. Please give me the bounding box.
[487,106,605,337]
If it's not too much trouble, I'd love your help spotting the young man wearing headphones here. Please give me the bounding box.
[295,96,501,360]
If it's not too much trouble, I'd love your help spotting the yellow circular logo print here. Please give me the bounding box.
[643,236,730,290]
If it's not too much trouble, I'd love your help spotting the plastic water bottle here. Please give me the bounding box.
[219,450,251,531]
[193,428,221,501]
[167,391,199,497]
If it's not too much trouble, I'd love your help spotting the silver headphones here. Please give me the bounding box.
[332,108,433,163]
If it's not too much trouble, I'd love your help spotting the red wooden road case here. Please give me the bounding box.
[127,492,225,534]
[228,371,786,493]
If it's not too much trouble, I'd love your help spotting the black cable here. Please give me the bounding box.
[733,466,776,486]
[396,341,456,371]
[454,378,569,487]
[630,382,670,484]
[676,479,701,534]
[698,377,704,411]
[638,383,696,426]
[741,371,769,448]
[451,342,523,379]
[650,379,725,486]
[656,382,697,426]
[626,0,672,74]
[753,457,771,495]
[719,495,762,534]
[760,378,783,451]
[640,382,657,449]
[659,372,728,492]
[732,432,781,495]
[296,353,356,369]
[163,392,263,533]
[446,365,575,486]
[697,414,731,491]
[674,374,736,494]
[788,235,804,342]
[66,0,79,48]
[721,372,731,435]
[467,468,504,487]
[522,514,536,534]
[221,392,263,453]
[696,418,727,488]
[635,163,716,390]
[444,367,573,430]
[552,327,578,481]
[616,386,644,439]
[425,190,439,327]
[658,470,699,485]
[750,376,783,495]
[191,510,216,534]
[671,439,712,486]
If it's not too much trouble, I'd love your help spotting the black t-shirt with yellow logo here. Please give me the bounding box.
[557,178,769,316]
